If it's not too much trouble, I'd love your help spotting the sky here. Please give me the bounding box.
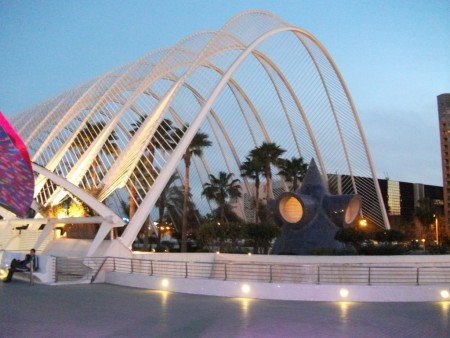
[0,0,449,186]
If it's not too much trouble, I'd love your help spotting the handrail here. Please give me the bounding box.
[90,257,110,283]
[51,256,450,286]
[103,257,450,286]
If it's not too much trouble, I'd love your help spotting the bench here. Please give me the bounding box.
[0,251,55,284]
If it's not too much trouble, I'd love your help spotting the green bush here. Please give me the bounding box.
[244,222,279,254]
[426,243,448,254]
[359,244,406,255]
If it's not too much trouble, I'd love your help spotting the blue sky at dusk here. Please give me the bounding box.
[0,0,449,186]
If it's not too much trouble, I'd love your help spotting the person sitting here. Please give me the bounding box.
[3,249,39,283]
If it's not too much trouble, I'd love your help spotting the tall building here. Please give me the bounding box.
[235,176,443,233]
[437,93,450,227]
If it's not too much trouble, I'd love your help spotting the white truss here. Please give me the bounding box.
[10,11,390,251]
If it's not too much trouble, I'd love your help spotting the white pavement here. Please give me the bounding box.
[1,282,449,338]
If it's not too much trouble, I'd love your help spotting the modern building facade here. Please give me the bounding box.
[331,175,443,230]
[378,179,443,221]
[437,93,450,227]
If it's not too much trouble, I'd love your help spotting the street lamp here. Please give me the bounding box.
[433,214,439,245]
[358,218,368,227]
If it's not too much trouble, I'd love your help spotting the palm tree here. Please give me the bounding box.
[155,173,179,241]
[250,142,286,217]
[415,198,437,243]
[180,129,212,252]
[70,121,117,239]
[129,157,155,249]
[155,173,179,225]
[240,155,264,223]
[202,171,242,224]
[128,117,177,249]
[165,186,200,234]
[71,121,118,187]
[130,117,176,165]
[277,156,308,192]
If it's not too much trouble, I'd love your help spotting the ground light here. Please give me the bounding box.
[241,284,251,294]
[338,302,351,320]
[161,279,169,288]
[239,298,251,318]
[339,288,349,298]
[440,290,449,299]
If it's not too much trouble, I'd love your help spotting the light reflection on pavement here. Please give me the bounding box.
[1,283,448,338]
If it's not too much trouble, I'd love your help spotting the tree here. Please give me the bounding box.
[165,185,190,230]
[71,121,118,187]
[128,117,177,250]
[374,229,406,243]
[39,195,99,239]
[245,222,280,254]
[210,203,243,224]
[196,222,219,252]
[415,198,438,242]
[240,155,264,223]
[196,222,244,253]
[277,156,308,192]
[155,173,182,241]
[155,173,179,226]
[250,142,286,218]
[202,171,242,224]
[130,117,176,165]
[179,129,212,252]
[334,227,366,252]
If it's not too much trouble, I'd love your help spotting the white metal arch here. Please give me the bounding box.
[9,11,390,256]
[122,20,389,245]
[32,163,125,256]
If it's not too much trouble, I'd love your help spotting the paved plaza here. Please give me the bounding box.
[1,281,449,338]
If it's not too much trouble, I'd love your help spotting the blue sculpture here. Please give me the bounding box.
[271,158,361,255]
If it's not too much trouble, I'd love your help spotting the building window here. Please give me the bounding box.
[388,180,401,216]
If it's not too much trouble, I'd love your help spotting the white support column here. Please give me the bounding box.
[86,216,119,257]
[32,164,124,222]
[32,164,126,254]
[0,219,13,250]
[0,218,49,251]
[0,206,16,219]
[34,219,59,250]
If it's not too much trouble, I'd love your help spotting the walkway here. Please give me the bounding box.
[1,281,448,338]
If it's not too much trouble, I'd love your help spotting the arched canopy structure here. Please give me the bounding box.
[9,11,389,250]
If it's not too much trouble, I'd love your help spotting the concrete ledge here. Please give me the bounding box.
[104,271,450,302]
[0,251,55,283]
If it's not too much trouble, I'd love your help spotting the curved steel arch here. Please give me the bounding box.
[123,21,389,245]
[10,11,389,254]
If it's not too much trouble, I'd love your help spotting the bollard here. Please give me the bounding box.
[30,260,34,285]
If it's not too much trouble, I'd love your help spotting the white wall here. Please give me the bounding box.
[103,253,450,302]
[105,272,450,302]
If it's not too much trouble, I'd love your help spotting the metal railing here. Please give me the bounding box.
[55,257,96,282]
[70,257,450,286]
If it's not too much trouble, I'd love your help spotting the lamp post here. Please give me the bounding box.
[358,218,368,228]
[434,214,439,245]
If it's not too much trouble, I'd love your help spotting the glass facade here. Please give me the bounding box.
[387,180,401,216]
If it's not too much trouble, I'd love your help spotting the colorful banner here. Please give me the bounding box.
[0,112,34,217]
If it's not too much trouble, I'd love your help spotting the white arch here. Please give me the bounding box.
[32,163,125,256]
[9,11,390,255]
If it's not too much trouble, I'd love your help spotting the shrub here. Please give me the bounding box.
[359,244,406,255]
[426,243,448,254]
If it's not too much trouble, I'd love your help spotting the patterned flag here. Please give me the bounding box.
[0,112,34,217]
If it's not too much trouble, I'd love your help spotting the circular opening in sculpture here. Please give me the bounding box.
[279,196,303,223]
[344,196,361,224]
